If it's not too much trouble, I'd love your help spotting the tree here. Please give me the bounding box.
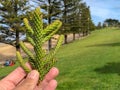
[102,22,107,28]
[69,0,82,41]
[97,22,102,29]
[89,19,95,31]
[86,6,95,32]
[79,3,95,36]
[104,18,119,27]
[0,0,30,51]
[60,0,76,43]
[59,1,95,42]
[79,3,88,36]
[35,0,62,50]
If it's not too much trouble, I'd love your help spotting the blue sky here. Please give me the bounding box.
[84,0,120,25]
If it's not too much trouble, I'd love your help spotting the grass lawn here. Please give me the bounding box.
[56,27,120,90]
[0,62,18,79]
[1,27,120,90]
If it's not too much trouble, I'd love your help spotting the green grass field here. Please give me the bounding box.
[56,27,120,90]
[1,27,120,90]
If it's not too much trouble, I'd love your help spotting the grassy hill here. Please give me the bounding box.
[1,27,120,90]
[56,27,120,90]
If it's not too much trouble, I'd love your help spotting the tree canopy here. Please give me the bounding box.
[0,0,30,51]
[104,18,120,27]
[0,0,95,48]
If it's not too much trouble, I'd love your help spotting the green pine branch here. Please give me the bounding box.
[16,7,63,81]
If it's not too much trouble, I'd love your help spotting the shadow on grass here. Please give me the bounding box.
[94,62,120,75]
[87,42,120,47]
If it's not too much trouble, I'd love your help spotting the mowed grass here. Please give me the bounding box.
[0,62,18,79]
[55,27,120,90]
[1,28,120,90]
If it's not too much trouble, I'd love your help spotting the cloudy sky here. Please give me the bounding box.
[84,0,120,25]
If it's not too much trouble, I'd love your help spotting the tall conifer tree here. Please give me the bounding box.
[35,0,62,50]
[69,0,82,40]
[60,0,74,43]
[0,0,30,51]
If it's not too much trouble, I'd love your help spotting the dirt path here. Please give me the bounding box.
[0,34,81,64]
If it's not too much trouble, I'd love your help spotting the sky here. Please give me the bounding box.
[84,0,120,25]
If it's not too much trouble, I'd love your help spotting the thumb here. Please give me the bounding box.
[15,70,39,90]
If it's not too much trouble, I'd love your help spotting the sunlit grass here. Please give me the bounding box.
[0,63,18,79]
[56,27,120,90]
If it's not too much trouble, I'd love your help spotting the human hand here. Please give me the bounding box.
[0,66,59,90]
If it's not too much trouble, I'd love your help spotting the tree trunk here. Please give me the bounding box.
[83,31,85,36]
[15,2,20,52]
[16,30,20,52]
[85,30,88,36]
[73,33,75,41]
[48,0,52,51]
[79,33,81,38]
[48,39,52,51]
[64,34,67,44]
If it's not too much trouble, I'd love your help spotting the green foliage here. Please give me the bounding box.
[60,0,73,34]
[97,22,102,29]
[68,0,81,33]
[16,7,63,81]
[0,0,30,51]
[104,18,120,27]
[79,3,95,35]
[0,0,29,32]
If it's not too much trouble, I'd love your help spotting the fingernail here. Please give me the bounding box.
[27,70,39,79]
[51,67,59,75]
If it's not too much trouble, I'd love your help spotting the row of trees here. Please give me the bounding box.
[97,18,120,29]
[0,0,95,51]
[104,18,120,27]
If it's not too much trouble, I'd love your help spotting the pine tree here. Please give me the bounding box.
[60,0,74,43]
[34,0,62,50]
[79,3,88,36]
[79,3,95,36]
[0,0,30,51]
[102,22,107,28]
[86,6,95,32]
[97,22,102,29]
[69,0,82,41]
[104,18,119,27]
